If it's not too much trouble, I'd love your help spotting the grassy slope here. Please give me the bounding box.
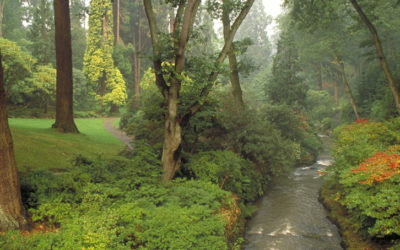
[9,118,124,172]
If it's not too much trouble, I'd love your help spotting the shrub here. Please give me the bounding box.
[329,119,400,240]
[5,153,238,249]
[185,151,263,203]
[338,146,400,237]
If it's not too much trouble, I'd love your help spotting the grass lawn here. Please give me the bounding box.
[9,118,125,172]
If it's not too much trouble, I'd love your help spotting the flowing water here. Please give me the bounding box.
[243,136,342,250]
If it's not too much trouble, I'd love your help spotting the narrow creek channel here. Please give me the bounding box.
[243,136,342,250]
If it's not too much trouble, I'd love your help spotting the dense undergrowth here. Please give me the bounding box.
[0,145,242,249]
[321,118,400,249]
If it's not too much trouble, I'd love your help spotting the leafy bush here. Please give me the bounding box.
[263,104,321,165]
[333,119,397,170]
[329,118,400,241]
[4,148,239,249]
[337,146,400,238]
[185,150,263,203]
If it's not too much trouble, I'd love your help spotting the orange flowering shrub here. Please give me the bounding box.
[351,145,400,185]
[333,119,400,238]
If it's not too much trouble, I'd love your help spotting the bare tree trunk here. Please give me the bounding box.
[338,63,360,120]
[334,81,338,105]
[316,63,322,90]
[169,8,174,33]
[228,49,244,110]
[115,0,120,43]
[349,0,400,113]
[52,0,78,133]
[162,83,182,181]
[222,1,244,110]
[0,52,27,231]
[0,0,5,37]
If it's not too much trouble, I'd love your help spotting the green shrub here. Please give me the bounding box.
[185,151,263,203]
[329,119,400,241]
[6,152,237,249]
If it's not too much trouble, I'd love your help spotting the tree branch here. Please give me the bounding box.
[143,0,168,96]
[173,4,185,34]
[175,0,200,73]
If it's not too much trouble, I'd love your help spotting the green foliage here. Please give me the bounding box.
[266,30,308,107]
[120,68,164,150]
[185,150,263,203]
[28,65,57,112]
[264,104,321,165]
[0,38,35,104]
[329,118,400,240]
[305,89,337,131]
[26,0,55,65]
[2,146,237,249]
[333,119,397,170]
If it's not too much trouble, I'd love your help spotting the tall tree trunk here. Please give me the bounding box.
[0,0,5,37]
[0,52,27,231]
[334,81,338,105]
[228,49,244,110]
[338,63,360,120]
[169,8,174,33]
[349,0,400,113]
[115,0,120,44]
[52,0,78,133]
[316,63,322,90]
[222,2,244,110]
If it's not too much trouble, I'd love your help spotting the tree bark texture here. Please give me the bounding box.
[0,52,27,231]
[316,63,322,90]
[349,0,400,113]
[228,49,244,109]
[52,0,78,133]
[334,81,338,105]
[0,0,5,37]
[115,0,120,44]
[338,63,360,120]
[222,1,245,110]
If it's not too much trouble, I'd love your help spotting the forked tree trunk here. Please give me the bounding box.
[52,0,78,133]
[349,0,400,113]
[0,52,27,231]
[338,64,360,120]
[144,0,254,181]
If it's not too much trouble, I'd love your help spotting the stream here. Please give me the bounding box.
[243,136,342,250]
